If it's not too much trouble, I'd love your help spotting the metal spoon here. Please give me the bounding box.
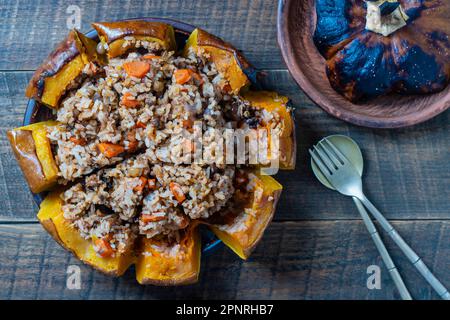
[310,135,412,300]
[310,135,449,300]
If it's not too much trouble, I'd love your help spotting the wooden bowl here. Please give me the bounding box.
[277,0,450,128]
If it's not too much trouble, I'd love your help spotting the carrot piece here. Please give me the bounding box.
[123,61,150,78]
[182,118,193,129]
[97,143,125,158]
[121,92,141,108]
[222,83,232,93]
[69,136,87,146]
[142,54,160,60]
[141,213,166,223]
[170,182,186,203]
[148,178,157,190]
[174,69,193,84]
[94,238,114,258]
[134,121,147,129]
[133,176,148,192]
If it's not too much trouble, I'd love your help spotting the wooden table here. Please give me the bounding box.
[0,0,448,300]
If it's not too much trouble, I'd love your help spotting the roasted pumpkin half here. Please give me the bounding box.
[11,20,297,285]
[314,0,450,102]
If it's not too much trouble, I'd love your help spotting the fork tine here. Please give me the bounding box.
[313,145,337,171]
[324,139,348,164]
[317,142,342,168]
[309,149,332,178]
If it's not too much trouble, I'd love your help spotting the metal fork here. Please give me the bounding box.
[310,139,449,300]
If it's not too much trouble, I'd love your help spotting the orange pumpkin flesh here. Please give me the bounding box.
[207,172,282,259]
[25,30,101,109]
[92,21,176,58]
[7,121,59,193]
[183,28,251,94]
[242,91,296,170]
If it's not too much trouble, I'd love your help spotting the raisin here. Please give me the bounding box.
[245,117,260,129]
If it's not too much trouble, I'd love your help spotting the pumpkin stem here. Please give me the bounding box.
[365,0,409,36]
[379,1,400,16]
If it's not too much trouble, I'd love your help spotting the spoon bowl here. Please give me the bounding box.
[311,135,363,189]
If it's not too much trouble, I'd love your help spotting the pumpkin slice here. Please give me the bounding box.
[208,172,282,259]
[37,190,135,276]
[92,20,176,58]
[7,121,59,193]
[26,30,101,108]
[183,28,251,94]
[135,224,201,285]
[242,91,296,170]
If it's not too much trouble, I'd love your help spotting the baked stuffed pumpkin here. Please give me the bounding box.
[313,0,450,102]
[10,20,297,285]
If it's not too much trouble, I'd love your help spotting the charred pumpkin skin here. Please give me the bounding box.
[184,28,251,94]
[7,121,59,193]
[92,21,177,58]
[208,173,282,260]
[313,0,450,102]
[37,190,135,276]
[26,30,100,108]
[242,91,296,170]
[136,225,201,285]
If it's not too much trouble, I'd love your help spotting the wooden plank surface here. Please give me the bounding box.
[0,0,283,71]
[0,222,448,300]
[0,71,448,221]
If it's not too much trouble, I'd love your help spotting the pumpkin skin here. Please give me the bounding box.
[207,172,282,259]
[25,30,101,108]
[183,28,252,94]
[7,121,59,193]
[313,0,450,102]
[92,21,177,58]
